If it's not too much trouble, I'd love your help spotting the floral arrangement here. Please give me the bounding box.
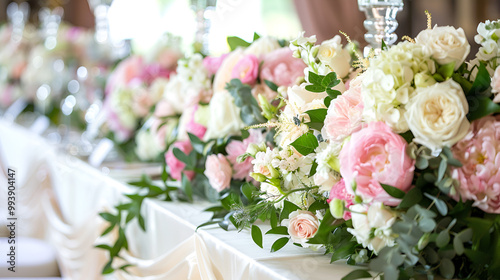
[198,17,500,280]
[101,41,182,158]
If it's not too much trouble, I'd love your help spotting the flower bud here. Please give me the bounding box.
[414,72,437,88]
[327,156,340,172]
[269,166,280,179]
[417,232,431,250]
[258,94,275,120]
[292,49,301,58]
[250,172,267,182]
[329,198,345,219]
[246,143,260,157]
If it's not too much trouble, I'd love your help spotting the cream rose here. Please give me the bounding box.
[135,129,163,161]
[317,35,351,78]
[203,90,245,141]
[405,79,470,155]
[416,25,470,70]
[282,210,319,248]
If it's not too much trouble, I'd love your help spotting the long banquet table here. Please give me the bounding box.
[0,119,361,280]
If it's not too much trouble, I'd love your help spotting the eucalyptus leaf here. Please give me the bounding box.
[453,236,465,255]
[439,258,455,279]
[436,230,450,248]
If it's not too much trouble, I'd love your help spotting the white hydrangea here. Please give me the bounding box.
[362,41,434,133]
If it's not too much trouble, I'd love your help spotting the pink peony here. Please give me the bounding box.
[226,129,265,181]
[491,66,500,103]
[260,48,305,95]
[203,54,228,76]
[451,115,500,213]
[323,78,364,143]
[204,154,232,192]
[165,140,195,181]
[231,54,259,85]
[327,179,354,220]
[282,210,319,248]
[185,105,207,139]
[339,122,415,206]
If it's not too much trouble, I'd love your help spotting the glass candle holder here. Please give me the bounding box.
[358,0,403,56]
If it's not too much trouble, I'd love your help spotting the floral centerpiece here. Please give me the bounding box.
[200,17,500,280]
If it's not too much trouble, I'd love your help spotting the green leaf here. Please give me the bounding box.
[188,133,205,154]
[266,226,288,235]
[439,258,455,279]
[305,84,325,93]
[99,212,117,223]
[437,62,456,79]
[102,260,114,274]
[341,269,372,280]
[467,95,500,121]
[101,224,116,236]
[270,237,289,252]
[95,244,112,250]
[307,210,338,245]
[173,147,192,167]
[181,173,193,201]
[270,208,278,228]
[241,183,257,201]
[437,158,447,182]
[330,241,357,262]
[469,62,491,95]
[280,200,301,222]
[251,225,263,248]
[436,230,450,248]
[321,71,339,88]
[290,133,319,156]
[326,88,341,99]
[453,236,465,255]
[324,96,333,107]
[308,200,328,212]
[227,36,251,51]
[399,130,414,144]
[253,32,260,41]
[381,183,405,199]
[381,39,388,51]
[397,187,423,209]
[308,71,322,85]
[264,79,278,92]
[305,109,328,123]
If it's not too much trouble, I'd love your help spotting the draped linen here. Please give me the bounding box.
[0,120,361,280]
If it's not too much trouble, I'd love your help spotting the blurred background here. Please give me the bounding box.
[1,0,500,55]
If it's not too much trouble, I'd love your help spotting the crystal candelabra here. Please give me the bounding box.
[191,0,217,54]
[358,0,404,56]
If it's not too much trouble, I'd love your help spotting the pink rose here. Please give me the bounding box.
[327,179,354,220]
[156,49,182,70]
[106,56,145,94]
[103,100,133,142]
[132,87,154,117]
[323,77,364,143]
[204,154,232,192]
[282,210,319,248]
[451,115,500,213]
[203,54,228,75]
[231,54,259,85]
[213,49,244,92]
[226,129,265,181]
[165,140,195,181]
[260,48,305,95]
[139,63,173,85]
[491,66,500,103]
[339,122,415,206]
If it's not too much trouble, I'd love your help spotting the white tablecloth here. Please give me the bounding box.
[0,120,360,280]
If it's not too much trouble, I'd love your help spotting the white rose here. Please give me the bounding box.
[203,90,245,141]
[287,83,345,109]
[282,210,319,248]
[416,25,470,70]
[405,79,470,155]
[317,35,351,78]
[135,129,163,161]
[245,36,281,58]
[212,49,244,93]
[347,203,396,254]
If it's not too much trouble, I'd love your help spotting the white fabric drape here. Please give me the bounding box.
[0,120,359,280]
